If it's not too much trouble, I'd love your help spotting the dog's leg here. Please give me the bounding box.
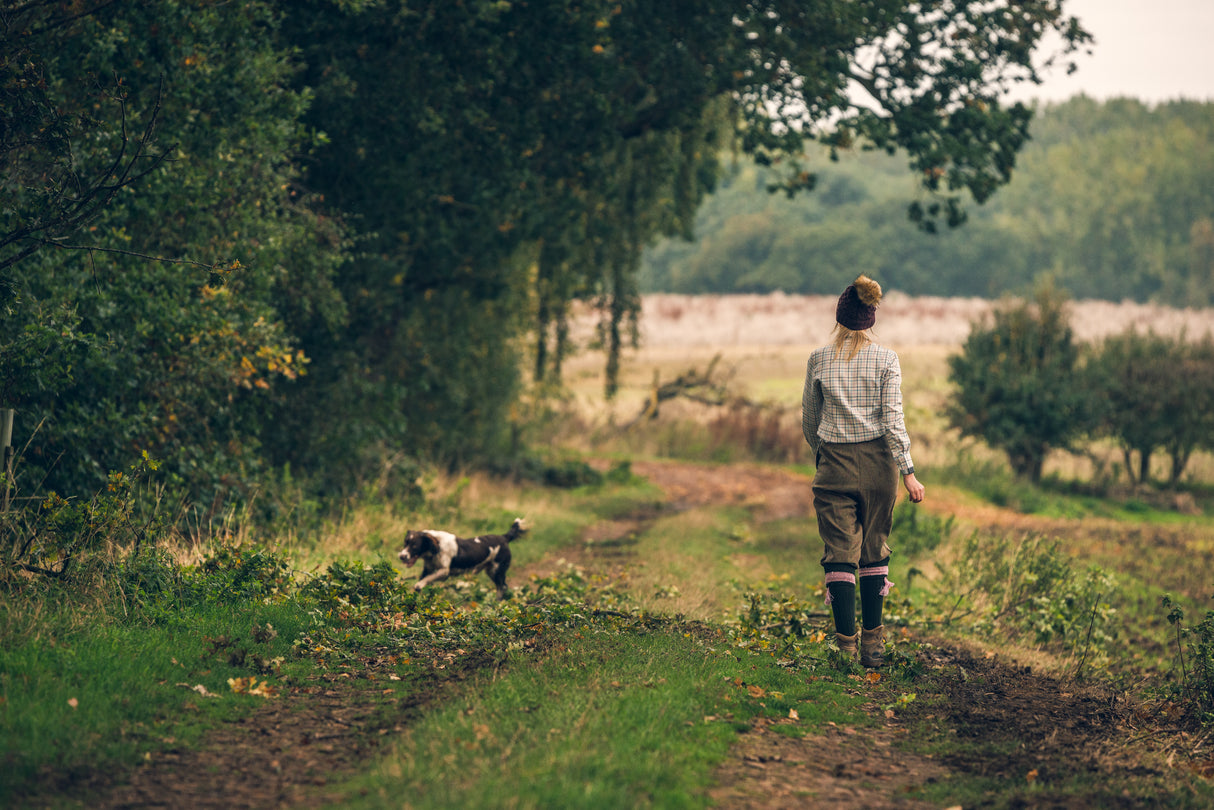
[414,569,451,591]
[489,560,510,598]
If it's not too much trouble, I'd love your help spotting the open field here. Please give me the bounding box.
[561,293,1214,484]
[571,292,1214,349]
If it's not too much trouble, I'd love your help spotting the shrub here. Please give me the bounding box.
[891,500,954,558]
[2,452,165,581]
[946,282,1090,483]
[707,402,806,464]
[933,532,1117,670]
[194,544,293,602]
[1085,330,1214,485]
[1162,595,1214,726]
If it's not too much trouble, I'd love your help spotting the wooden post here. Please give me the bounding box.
[1,408,13,514]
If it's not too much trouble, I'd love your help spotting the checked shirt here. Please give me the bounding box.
[801,342,915,475]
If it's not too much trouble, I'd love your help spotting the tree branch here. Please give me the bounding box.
[0,74,175,273]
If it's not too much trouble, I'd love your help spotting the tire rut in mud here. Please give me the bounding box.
[33,652,496,810]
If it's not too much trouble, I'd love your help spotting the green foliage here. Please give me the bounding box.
[484,454,608,489]
[641,98,1214,306]
[946,283,1090,483]
[933,532,1117,671]
[2,452,164,581]
[891,500,954,558]
[193,544,294,603]
[1085,330,1214,484]
[298,559,414,612]
[1,0,1090,511]
[1163,596,1214,726]
[2,0,345,503]
[0,303,96,405]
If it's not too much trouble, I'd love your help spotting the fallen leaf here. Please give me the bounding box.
[68,697,79,709]
[747,685,766,698]
[1026,768,1038,783]
[228,676,278,698]
[788,708,799,721]
[176,683,219,699]
[866,671,882,684]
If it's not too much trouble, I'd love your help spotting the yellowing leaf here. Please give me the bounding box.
[228,676,279,698]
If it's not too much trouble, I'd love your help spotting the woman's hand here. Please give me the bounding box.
[903,472,925,503]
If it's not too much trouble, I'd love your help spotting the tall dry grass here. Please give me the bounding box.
[559,294,1214,485]
[567,292,1214,349]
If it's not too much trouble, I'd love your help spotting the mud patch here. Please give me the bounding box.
[630,459,812,522]
[900,641,1160,809]
[709,717,946,809]
[34,654,494,810]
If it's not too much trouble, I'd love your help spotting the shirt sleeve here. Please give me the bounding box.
[801,355,822,458]
[879,353,915,475]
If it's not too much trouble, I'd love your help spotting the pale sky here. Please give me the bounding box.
[1007,0,1214,105]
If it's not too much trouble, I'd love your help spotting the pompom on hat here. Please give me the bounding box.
[835,274,882,331]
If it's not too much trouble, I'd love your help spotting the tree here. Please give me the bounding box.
[0,2,173,282]
[639,99,1214,305]
[1,0,1092,503]
[1163,336,1214,485]
[277,0,1090,458]
[947,283,1089,483]
[1084,330,1183,484]
[1088,331,1214,486]
[0,1,345,500]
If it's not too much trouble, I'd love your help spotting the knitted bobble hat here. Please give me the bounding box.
[835,274,882,331]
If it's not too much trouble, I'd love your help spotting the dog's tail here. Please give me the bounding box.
[505,517,528,542]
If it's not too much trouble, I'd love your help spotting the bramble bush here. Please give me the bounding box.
[2,451,165,582]
[1162,595,1214,726]
[932,532,1117,673]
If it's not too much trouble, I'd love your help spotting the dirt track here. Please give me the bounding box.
[43,460,1184,809]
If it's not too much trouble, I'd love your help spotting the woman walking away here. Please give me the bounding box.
[802,275,925,667]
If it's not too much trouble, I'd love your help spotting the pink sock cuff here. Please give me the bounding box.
[859,566,893,595]
[823,571,855,605]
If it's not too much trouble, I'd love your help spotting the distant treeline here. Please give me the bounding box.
[641,97,1214,305]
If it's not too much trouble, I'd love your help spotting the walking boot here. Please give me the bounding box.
[835,631,859,661]
[860,624,886,668]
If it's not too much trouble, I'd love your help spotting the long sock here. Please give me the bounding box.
[859,560,891,631]
[824,569,857,636]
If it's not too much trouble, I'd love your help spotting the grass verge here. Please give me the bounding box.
[343,629,870,810]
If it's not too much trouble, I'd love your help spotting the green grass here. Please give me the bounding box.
[343,630,869,810]
[0,595,306,798]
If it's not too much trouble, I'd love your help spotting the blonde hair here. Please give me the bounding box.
[831,323,874,360]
